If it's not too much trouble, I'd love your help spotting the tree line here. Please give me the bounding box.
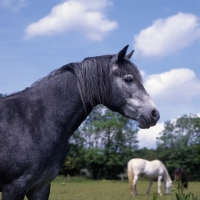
[0,94,199,181]
[62,105,200,181]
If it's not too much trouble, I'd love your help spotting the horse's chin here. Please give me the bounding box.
[138,123,150,129]
[138,116,151,129]
[165,192,170,195]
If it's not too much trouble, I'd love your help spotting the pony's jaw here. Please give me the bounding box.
[165,190,170,194]
[122,98,160,129]
[165,182,172,194]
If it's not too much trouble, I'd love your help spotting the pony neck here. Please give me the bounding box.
[29,70,93,139]
[163,166,171,182]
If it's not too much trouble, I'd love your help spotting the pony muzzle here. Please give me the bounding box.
[138,108,160,129]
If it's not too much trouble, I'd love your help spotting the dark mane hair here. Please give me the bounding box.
[73,55,142,110]
[3,54,143,111]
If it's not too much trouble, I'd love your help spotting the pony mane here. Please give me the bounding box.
[74,55,112,111]
[162,163,171,181]
[73,55,143,111]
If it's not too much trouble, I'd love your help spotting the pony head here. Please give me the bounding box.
[106,45,160,129]
[164,179,172,194]
[74,45,160,129]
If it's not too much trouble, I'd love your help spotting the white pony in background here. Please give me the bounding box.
[127,158,172,196]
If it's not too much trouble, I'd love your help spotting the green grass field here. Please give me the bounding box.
[47,176,200,200]
[1,176,199,200]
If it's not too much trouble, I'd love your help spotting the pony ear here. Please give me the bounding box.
[117,45,129,61]
[126,50,134,59]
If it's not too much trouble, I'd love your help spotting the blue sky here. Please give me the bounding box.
[0,0,200,148]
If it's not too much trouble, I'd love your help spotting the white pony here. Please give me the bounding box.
[127,158,172,196]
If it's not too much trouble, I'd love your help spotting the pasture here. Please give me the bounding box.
[28,176,200,200]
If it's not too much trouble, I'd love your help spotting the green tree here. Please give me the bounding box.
[84,148,106,179]
[83,106,138,179]
[156,114,200,180]
[134,148,157,161]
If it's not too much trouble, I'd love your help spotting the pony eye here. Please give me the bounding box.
[123,75,134,83]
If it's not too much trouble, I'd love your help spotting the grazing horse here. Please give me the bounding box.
[174,168,188,189]
[0,45,160,200]
[127,158,172,196]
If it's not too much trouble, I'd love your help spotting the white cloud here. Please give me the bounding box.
[133,12,200,58]
[24,0,117,40]
[138,122,164,149]
[0,0,27,11]
[144,68,200,103]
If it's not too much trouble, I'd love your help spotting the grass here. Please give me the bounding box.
[1,176,199,199]
[47,176,200,200]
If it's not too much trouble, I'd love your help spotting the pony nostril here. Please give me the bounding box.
[151,109,158,118]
